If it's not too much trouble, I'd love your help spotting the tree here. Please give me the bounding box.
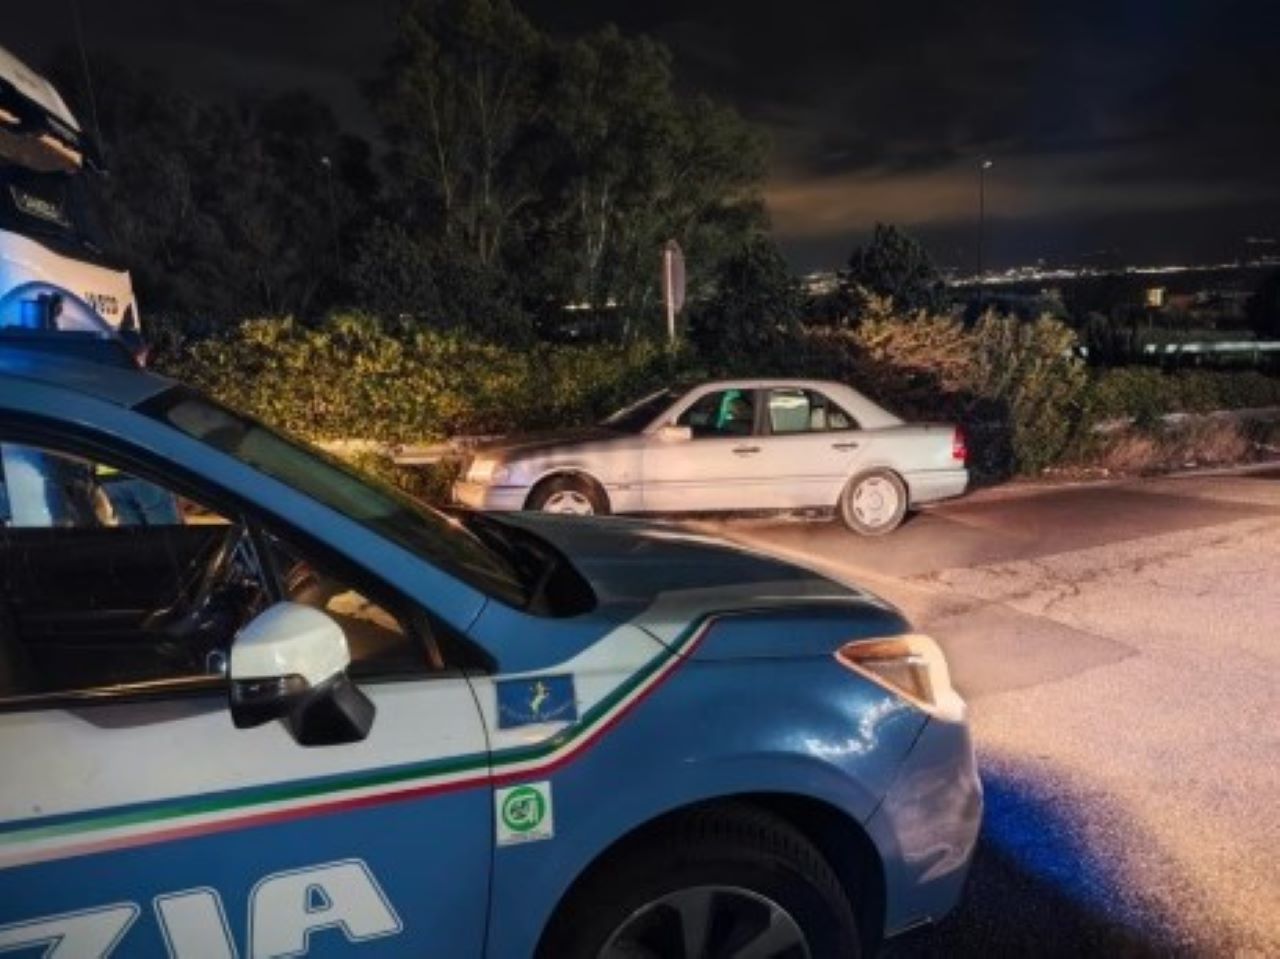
[375,0,550,267]
[1246,269,1280,339]
[842,223,948,319]
[46,51,377,323]
[536,30,767,336]
[348,220,530,341]
[688,237,800,357]
[374,4,768,342]
[43,7,771,342]
[348,221,443,320]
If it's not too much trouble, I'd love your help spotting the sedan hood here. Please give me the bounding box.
[473,426,620,458]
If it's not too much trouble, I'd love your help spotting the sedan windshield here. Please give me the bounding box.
[139,388,527,605]
[599,387,683,433]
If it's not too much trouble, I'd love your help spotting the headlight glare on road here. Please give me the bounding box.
[836,633,965,722]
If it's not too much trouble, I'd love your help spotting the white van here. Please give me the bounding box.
[0,44,138,333]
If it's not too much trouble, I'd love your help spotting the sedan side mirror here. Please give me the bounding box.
[657,424,692,442]
[229,602,375,746]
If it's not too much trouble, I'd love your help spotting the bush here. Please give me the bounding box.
[1085,368,1280,426]
[1081,418,1266,475]
[344,450,460,504]
[806,307,1087,475]
[688,237,801,357]
[969,314,1088,473]
[154,313,696,443]
[847,301,976,399]
[152,310,1276,490]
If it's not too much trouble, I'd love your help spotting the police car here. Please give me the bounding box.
[0,336,981,958]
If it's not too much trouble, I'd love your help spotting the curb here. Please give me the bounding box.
[947,457,1280,505]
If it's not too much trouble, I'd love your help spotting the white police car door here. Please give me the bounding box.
[0,442,493,958]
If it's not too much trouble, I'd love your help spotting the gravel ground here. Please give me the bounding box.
[702,469,1280,957]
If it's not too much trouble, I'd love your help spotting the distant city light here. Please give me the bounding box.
[798,253,1280,297]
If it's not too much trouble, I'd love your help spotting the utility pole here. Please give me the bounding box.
[978,158,992,308]
[319,156,342,281]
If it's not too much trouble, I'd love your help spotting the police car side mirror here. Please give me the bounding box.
[657,424,692,443]
[229,602,375,746]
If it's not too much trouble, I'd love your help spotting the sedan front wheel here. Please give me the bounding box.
[527,475,609,516]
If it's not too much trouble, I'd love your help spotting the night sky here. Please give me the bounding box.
[10,0,1280,271]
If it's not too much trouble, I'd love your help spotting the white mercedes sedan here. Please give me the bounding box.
[453,379,969,534]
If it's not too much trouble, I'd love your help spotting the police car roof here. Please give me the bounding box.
[0,342,174,408]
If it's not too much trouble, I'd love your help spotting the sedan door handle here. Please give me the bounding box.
[732,445,761,455]
[831,441,860,451]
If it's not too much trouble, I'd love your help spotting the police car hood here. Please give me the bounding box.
[498,513,825,599]
[476,514,909,669]
[504,510,901,614]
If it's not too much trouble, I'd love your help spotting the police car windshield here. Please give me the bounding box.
[139,388,528,606]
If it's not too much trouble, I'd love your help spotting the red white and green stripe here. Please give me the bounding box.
[0,615,717,870]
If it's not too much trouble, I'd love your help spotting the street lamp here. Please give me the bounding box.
[977,158,993,309]
[319,155,342,281]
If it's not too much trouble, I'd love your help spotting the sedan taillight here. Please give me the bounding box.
[952,426,968,464]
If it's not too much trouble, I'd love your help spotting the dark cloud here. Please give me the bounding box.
[9,0,398,136]
[9,0,1280,269]
[524,0,1280,268]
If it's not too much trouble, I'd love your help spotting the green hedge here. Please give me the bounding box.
[154,314,697,443]
[808,309,1088,474]
[1084,368,1280,425]
[150,312,1279,485]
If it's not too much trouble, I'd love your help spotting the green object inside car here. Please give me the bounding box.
[716,389,745,429]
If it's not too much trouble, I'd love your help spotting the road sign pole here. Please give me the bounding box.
[664,246,676,346]
[661,239,685,349]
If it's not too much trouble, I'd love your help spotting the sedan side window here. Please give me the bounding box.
[766,389,859,434]
[677,389,756,438]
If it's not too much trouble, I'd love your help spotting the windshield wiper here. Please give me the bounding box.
[457,513,583,614]
[458,513,548,579]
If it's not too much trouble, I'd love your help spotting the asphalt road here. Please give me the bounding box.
[701,466,1280,957]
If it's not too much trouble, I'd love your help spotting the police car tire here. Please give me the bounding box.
[539,803,860,959]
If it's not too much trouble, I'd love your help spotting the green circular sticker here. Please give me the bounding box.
[501,786,547,833]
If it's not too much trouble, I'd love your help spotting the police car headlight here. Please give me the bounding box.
[836,633,965,722]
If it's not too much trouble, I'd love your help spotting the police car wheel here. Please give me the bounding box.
[539,804,860,959]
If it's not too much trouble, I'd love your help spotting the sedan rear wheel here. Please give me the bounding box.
[840,469,907,535]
